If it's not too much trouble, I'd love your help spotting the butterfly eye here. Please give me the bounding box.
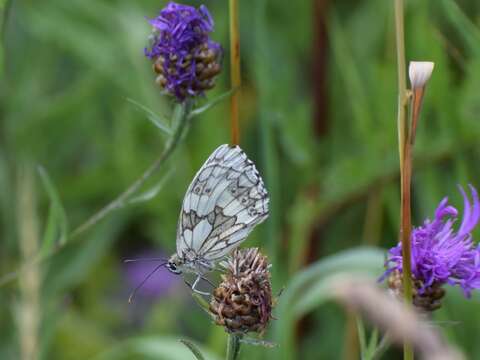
[167,262,182,275]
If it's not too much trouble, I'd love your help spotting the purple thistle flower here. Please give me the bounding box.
[383,185,480,299]
[145,2,222,101]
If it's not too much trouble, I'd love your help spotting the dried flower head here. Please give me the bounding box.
[145,2,222,101]
[409,61,435,89]
[382,185,480,311]
[209,248,274,334]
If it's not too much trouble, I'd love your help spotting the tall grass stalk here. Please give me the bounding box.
[227,1,241,356]
[394,0,414,359]
[16,165,40,360]
[229,0,241,145]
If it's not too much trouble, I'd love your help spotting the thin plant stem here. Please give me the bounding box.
[229,0,241,145]
[394,1,414,360]
[343,312,360,360]
[0,101,192,287]
[226,334,241,360]
[227,6,242,347]
[372,334,391,360]
[395,0,408,173]
[16,165,40,360]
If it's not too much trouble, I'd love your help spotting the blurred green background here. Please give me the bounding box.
[2,0,480,359]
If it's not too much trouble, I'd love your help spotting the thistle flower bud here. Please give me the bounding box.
[209,248,274,334]
[409,61,435,90]
[145,2,222,101]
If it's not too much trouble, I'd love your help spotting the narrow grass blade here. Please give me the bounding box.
[37,166,69,250]
[127,97,172,135]
[92,336,220,360]
[440,0,480,56]
[356,316,367,360]
[188,88,237,119]
[366,327,379,358]
[127,170,172,205]
[180,339,206,360]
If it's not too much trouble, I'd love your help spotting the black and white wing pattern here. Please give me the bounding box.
[176,144,269,262]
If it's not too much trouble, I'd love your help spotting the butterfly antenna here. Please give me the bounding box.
[128,262,167,304]
[124,257,168,263]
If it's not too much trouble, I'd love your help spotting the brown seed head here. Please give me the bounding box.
[209,248,274,334]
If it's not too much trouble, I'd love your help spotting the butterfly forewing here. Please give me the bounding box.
[176,144,269,263]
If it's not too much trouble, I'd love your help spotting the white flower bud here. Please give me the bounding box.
[409,61,435,89]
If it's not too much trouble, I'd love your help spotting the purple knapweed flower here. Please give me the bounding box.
[383,185,480,310]
[145,2,222,101]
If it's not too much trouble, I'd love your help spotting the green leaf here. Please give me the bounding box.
[282,247,385,312]
[274,247,385,360]
[366,327,379,358]
[179,339,206,360]
[188,88,237,120]
[37,165,69,253]
[127,170,172,205]
[127,97,172,135]
[92,336,220,360]
[291,248,385,317]
[356,317,367,360]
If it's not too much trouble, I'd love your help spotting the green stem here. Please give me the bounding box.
[394,1,414,360]
[226,334,241,360]
[395,0,407,173]
[0,101,192,287]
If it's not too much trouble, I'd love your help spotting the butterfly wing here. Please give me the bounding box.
[176,144,269,262]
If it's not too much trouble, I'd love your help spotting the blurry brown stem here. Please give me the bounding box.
[342,311,359,360]
[394,1,414,359]
[229,0,241,145]
[409,88,425,145]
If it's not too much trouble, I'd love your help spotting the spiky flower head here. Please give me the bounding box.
[145,2,222,101]
[383,185,480,311]
[209,248,274,334]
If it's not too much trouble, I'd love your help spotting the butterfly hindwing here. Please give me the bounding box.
[176,144,269,261]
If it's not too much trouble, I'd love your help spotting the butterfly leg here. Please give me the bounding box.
[189,275,210,296]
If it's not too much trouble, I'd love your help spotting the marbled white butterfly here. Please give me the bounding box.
[166,144,269,294]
